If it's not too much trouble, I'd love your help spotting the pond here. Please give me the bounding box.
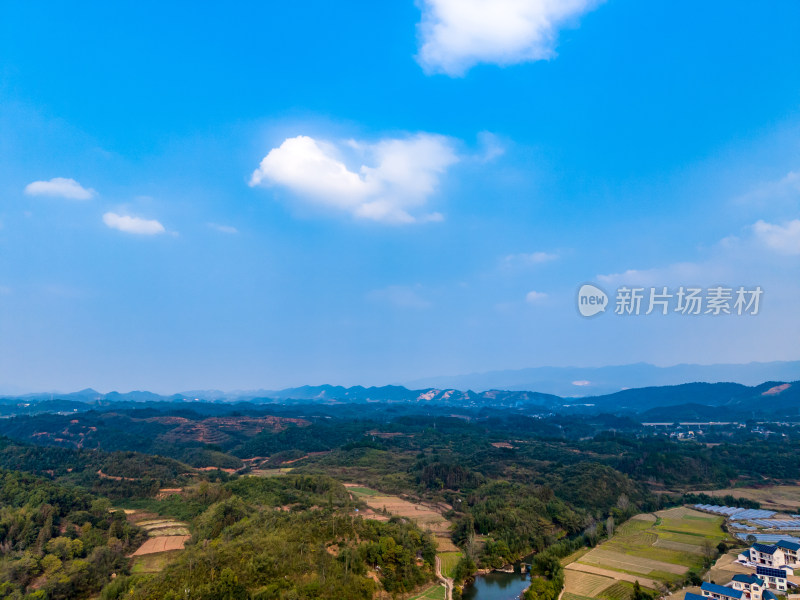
[461,568,530,600]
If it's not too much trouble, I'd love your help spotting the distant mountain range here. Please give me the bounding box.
[403,361,800,396]
[1,378,799,421]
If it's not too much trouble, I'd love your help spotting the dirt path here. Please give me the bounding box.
[435,555,454,600]
[565,562,660,590]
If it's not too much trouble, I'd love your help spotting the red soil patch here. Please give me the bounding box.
[763,383,791,395]
[491,442,515,449]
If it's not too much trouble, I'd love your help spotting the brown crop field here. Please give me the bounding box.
[563,569,617,597]
[694,485,800,511]
[131,535,191,556]
[346,484,459,552]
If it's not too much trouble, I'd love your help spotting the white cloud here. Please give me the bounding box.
[416,0,601,76]
[24,177,95,200]
[572,380,591,386]
[737,170,800,208]
[249,133,458,224]
[753,219,800,255]
[368,285,431,309]
[525,290,548,303]
[597,262,713,288]
[477,131,505,162]
[505,251,558,266]
[208,223,239,234]
[102,212,165,235]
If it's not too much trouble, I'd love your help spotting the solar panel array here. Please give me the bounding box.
[694,505,776,520]
[757,566,788,579]
[750,519,800,530]
[735,533,800,544]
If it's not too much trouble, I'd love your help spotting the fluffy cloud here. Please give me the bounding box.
[753,219,800,255]
[102,212,165,235]
[416,0,600,76]
[249,133,458,224]
[24,177,95,200]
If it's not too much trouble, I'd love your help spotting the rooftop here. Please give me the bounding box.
[701,582,744,599]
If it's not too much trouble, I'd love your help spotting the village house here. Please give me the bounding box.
[702,581,744,600]
[747,543,788,568]
[729,573,765,599]
[755,566,791,592]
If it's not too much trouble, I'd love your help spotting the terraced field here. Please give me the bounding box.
[563,507,727,600]
[345,484,459,552]
[136,518,191,536]
[125,510,193,573]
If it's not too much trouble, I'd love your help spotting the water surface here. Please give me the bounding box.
[461,569,530,600]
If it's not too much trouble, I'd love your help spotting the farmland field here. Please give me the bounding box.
[130,550,183,574]
[563,507,727,598]
[694,485,800,511]
[410,584,446,600]
[345,484,459,552]
[438,551,463,578]
[131,535,192,556]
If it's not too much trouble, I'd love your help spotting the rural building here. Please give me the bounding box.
[755,566,791,592]
[776,540,800,565]
[730,574,765,599]
[748,543,788,568]
[702,581,744,600]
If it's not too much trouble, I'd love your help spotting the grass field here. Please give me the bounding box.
[409,584,446,600]
[438,551,463,579]
[345,485,381,496]
[563,507,727,599]
[250,467,294,477]
[130,550,183,574]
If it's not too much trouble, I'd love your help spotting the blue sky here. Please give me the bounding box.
[0,0,799,393]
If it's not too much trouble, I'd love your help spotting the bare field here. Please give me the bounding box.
[694,485,800,511]
[581,549,686,575]
[131,535,191,556]
[566,563,660,590]
[563,569,617,597]
[347,485,459,552]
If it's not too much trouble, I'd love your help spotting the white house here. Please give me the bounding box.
[702,582,744,600]
[730,574,765,599]
[756,566,791,592]
[748,543,788,568]
[776,540,800,566]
